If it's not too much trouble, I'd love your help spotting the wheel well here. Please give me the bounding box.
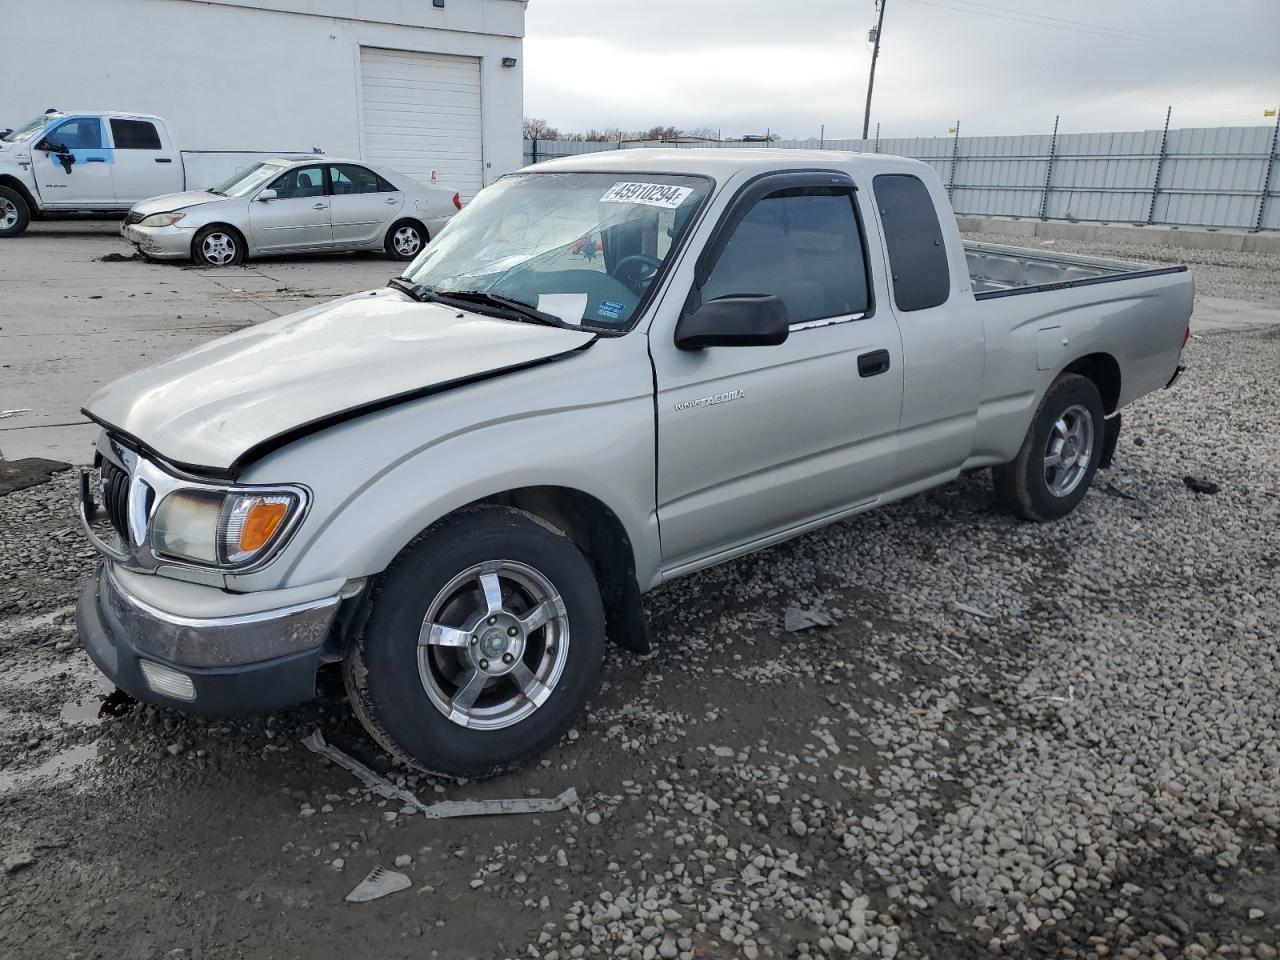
[1063,352,1121,414]
[0,175,38,218]
[191,222,246,259]
[474,486,650,654]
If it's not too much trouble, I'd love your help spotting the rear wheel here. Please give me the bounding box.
[192,225,244,266]
[0,186,31,238]
[344,505,605,777]
[384,219,425,260]
[994,373,1106,521]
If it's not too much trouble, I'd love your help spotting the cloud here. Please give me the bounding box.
[523,0,1280,138]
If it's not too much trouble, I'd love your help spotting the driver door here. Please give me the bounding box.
[35,117,115,207]
[248,164,333,253]
[651,173,904,571]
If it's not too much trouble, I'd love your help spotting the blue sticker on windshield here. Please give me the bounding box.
[596,299,624,321]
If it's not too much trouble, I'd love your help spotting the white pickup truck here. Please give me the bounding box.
[75,149,1192,777]
[0,111,315,237]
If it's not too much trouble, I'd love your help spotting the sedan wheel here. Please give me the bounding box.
[192,226,244,267]
[385,220,424,260]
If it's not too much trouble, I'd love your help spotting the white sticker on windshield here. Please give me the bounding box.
[537,293,588,326]
[600,181,693,209]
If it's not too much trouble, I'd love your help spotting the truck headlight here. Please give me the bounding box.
[152,489,303,568]
[139,212,186,227]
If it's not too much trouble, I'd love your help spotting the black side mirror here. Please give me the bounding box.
[675,294,790,350]
[36,139,68,154]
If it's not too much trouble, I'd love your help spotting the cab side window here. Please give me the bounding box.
[271,166,327,199]
[701,187,870,326]
[44,118,103,151]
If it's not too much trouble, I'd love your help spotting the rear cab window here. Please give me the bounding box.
[872,174,951,312]
[110,119,162,150]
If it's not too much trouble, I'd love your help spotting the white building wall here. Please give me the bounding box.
[2,0,525,186]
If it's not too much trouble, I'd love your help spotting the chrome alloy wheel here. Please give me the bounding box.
[1043,403,1095,498]
[418,560,570,730]
[1,198,18,231]
[393,225,422,257]
[200,232,238,265]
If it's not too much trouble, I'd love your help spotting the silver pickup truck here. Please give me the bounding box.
[75,149,1193,777]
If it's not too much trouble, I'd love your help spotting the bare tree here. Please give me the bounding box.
[522,117,560,141]
[641,125,681,142]
[682,126,720,142]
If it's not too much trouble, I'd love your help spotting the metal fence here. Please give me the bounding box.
[524,121,1280,231]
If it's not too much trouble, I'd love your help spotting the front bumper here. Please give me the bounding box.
[120,221,193,260]
[76,563,341,715]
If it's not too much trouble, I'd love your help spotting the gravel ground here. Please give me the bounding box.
[2,242,1278,959]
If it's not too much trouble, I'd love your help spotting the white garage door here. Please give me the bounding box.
[360,48,484,200]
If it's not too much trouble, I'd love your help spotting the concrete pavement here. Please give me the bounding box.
[0,220,397,464]
[2,219,1278,465]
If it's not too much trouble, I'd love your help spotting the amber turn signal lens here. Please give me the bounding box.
[239,501,289,553]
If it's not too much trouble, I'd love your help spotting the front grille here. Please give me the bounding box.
[125,210,145,225]
[100,459,131,541]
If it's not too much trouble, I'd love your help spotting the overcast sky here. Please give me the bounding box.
[523,0,1280,139]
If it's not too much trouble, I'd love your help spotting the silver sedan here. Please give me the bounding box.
[121,158,461,266]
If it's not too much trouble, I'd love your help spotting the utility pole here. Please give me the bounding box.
[862,0,887,139]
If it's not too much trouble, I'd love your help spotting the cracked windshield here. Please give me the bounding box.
[403,171,710,328]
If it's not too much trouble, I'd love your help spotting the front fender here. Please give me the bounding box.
[226,337,659,593]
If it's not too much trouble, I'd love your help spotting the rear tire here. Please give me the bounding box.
[384,219,425,261]
[344,505,605,778]
[0,186,31,238]
[192,224,244,266]
[994,373,1106,522]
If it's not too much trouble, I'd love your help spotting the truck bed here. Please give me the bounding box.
[965,241,1186,299]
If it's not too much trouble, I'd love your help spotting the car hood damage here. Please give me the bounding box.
[82,289,596,475]
[130,190,231,215]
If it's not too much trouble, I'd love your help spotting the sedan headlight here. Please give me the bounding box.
[152,488,303,568]
[138,211,186,228]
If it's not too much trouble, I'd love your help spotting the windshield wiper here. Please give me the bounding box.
[388,280,582,330]
[387,276,438,302]
[435,290,570,328]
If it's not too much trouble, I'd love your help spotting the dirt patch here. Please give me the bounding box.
[0,459,71,498]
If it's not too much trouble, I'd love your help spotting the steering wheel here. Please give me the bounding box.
[613,253,664,292]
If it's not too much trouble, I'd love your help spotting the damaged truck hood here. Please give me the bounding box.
[82,290,596,475]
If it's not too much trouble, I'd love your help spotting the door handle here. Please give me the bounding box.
[154,157,173,163]
[313,202,328,210]
[85,156,106,163]
[857,349,891,378]
[385,197,399,204]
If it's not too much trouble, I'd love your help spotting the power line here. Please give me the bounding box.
[898,0,1272,62]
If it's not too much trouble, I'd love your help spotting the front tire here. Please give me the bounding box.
[192,225,244,266]
[994,373,1106,522]
[384,219,425,261]
[0,186,32,238]
[344,505,606,778]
